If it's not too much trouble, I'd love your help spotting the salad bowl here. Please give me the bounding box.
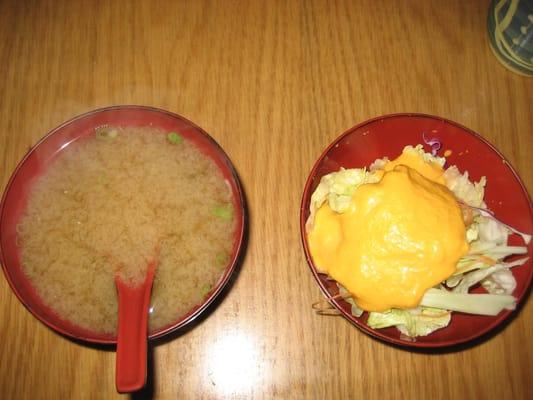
[300,114,533,348]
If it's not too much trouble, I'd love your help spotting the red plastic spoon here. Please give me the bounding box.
[114,259,158,393]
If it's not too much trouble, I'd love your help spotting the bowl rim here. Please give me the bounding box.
[299,112,533,348]
[0,104,247,344]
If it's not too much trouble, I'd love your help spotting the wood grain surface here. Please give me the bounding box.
[1,1,532,399]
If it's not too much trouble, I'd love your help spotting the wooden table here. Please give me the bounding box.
[1,1,531,399]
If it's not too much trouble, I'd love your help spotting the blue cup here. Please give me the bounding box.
[487,0,533,76]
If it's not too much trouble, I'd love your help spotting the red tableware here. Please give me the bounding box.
[115,259,158,393]
[0,105,246,389]
[300,113,533,348]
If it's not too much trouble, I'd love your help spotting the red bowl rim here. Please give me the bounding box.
[299,112,533,348]
[0,105,247,344]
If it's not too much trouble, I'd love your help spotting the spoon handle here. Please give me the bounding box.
[115,264,156,393]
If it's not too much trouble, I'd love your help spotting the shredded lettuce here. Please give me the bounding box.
[337,283,364,317]
[445,274,463,288]
[465,204,532,245]
[452,260,491,277]
[453,264,508,294]
[367,307,451,337]
[477,217,510,244]
[452,257,528,294]
[467,240,527,257]
[482,269,518,295]
[369,157,388,171]
[466,224,479,243]
[404,144,446,167]
[420,288,515,316]
[443,166,486,207]
[368,145,445,172]
[306,168,380,231]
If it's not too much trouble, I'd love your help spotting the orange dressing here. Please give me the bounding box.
[308,150,468,311]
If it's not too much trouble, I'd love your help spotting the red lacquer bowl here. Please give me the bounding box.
[0,105,247,344]
[300,113,533,348]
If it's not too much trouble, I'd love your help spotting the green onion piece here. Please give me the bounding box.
[96,128,118,140]
[167,132,183,144]
[212,204,233,220]
[200,283,211,296]
[216,253,229,265]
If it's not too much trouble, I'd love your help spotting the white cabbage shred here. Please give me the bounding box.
[443,165,486,208]
[306,168,380,232]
